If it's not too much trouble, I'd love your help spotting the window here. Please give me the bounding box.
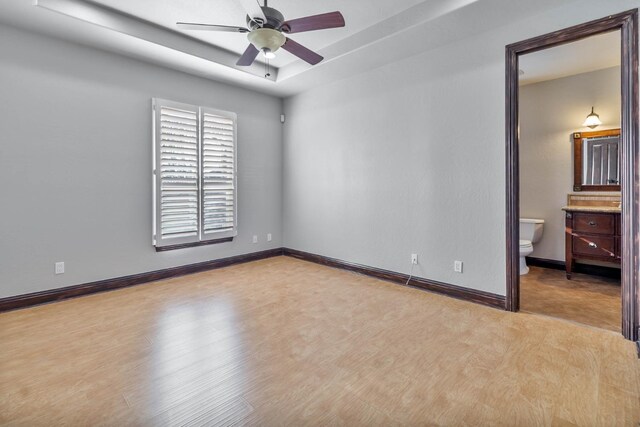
[152,98,237,250]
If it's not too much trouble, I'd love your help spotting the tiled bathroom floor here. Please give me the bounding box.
[521,266,621,332]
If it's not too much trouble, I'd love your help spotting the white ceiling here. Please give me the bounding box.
[90,0,426,68]
[519,31,620,86]
[0,0,579,97]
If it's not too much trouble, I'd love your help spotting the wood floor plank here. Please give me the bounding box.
[1,256,638,426]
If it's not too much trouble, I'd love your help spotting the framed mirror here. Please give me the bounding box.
[572,128,620,191]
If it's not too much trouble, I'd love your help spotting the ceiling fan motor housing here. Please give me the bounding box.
[246,6,285,30]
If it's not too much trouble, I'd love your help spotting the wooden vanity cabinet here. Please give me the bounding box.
[565,210,621,279]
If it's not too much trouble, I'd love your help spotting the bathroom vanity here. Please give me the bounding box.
[563,194,621,279]
[563,129,622,279]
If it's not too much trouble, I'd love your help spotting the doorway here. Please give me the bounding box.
[504,10,639,340]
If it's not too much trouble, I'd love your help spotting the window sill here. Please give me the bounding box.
[155,237,233,252]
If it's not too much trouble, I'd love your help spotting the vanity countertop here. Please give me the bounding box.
[562,205,621,213]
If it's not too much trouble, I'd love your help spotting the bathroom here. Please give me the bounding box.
[517,31,622,332]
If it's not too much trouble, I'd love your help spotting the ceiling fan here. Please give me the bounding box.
[176,0,345,66]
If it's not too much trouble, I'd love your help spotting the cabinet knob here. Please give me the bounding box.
[588,242,598,248]
[588,221,597,226]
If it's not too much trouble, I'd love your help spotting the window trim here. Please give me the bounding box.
[154,237,233,252]
[152,98,238,251]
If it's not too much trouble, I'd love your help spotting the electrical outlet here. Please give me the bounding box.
[454,260,463,273]
[411,254,418,265]
[55,262,65,275]
[267,233,272,242]
[252,235,258,243]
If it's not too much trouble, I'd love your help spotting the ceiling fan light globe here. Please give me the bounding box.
[247,28,285,54]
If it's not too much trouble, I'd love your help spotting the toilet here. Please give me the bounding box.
[519,218,545,275]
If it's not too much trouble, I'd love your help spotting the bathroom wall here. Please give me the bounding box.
[520,66,621,262]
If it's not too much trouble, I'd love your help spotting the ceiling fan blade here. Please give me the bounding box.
[177,22,249,33]
[281,11,345,34]
[238,0,267,26]
[282,37,323,65]
[236,43,260,66]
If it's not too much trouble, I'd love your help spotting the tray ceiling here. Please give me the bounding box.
[0,0,584,96]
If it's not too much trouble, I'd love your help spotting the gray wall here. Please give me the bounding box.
[0,24,283,298]
[282,0,639,296]
[520,66,620,262]
[2,0,638,300]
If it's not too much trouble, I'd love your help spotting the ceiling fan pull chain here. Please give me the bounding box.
[265,58,271,78]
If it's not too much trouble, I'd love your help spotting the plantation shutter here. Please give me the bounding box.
[153,99,200,247]
[200,107,238,240]
[153,99,237,249]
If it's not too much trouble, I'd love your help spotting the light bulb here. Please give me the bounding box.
[262,48,276,59]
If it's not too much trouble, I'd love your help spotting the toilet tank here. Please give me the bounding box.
[520,218,544,243]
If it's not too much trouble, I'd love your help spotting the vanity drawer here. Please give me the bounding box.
[572,234,616,258]
[573,213,615,235]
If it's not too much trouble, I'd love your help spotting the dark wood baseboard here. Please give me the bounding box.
[526,257,621,279]
[0,248,284,313]
[1,246,505,314]
[283,248,505,309]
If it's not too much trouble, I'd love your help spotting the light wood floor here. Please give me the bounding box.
[1,256,639,426]
[521,266,621,333]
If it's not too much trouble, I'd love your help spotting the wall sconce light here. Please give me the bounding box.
[582,106,602,129]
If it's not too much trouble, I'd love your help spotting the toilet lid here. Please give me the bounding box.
[519,239,532,248]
